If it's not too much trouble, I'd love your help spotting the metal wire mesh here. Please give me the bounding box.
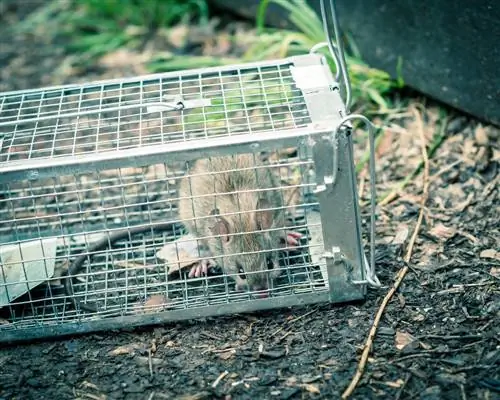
[0,148,327,331]
[0,61,311,163]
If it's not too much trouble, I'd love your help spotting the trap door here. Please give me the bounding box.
[289,55,367,302]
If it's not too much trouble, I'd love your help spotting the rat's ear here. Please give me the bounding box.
[255,198,273,231]
[209,208,231,243]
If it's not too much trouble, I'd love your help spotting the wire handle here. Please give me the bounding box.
[319,0,352,113]
[313,1,380,288]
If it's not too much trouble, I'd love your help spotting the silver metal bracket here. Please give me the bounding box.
[323,246,353,291]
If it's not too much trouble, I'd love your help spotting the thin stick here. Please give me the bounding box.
[212,370,229,389]
[341,105,431,399]
[148,349,154,378]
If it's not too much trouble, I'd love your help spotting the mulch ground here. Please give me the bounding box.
[0,2,498,399]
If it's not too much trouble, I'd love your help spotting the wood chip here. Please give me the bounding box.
[218,349,236,360]
[300,383,320,394]
[428,224,457,240]
[108,343,142,356]
[413,313,425,322]
[383,379,404,388]
[480,249,500,261]
[474,124,489,146]
[395,331,417,350]
[490,267,500,278]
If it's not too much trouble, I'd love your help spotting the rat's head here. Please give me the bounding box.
[208,198,283,296]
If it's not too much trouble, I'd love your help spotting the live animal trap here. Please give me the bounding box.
[0,0,379,343]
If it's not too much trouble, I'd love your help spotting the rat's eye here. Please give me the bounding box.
[266,257,274,270]
[236,262,246,280]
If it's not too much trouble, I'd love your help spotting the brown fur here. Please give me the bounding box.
[178,153,285,290]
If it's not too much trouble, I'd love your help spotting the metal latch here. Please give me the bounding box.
[146,95,212,113]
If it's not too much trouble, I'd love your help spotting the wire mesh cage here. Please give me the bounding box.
[0,3,379,343]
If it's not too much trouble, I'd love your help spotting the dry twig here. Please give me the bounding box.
[148,349,154,378]
[342,105,431,399]
[211,370,229,389]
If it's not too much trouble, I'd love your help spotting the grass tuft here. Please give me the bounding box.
[15,0,209,62]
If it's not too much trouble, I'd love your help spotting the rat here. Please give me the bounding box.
[177,153,302,296]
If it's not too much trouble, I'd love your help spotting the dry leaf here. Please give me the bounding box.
[480,249,500,261]
[429,224,457,240]
[493,148,500,162]
[395,331,417,350]
[171,249,200,271]
[447,183,467,200]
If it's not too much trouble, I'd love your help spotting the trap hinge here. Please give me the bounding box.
[322,246,367,291]
[323,246,379,291]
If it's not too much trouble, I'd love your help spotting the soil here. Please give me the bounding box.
[0,2,499,399]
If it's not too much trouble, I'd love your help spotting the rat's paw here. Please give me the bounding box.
[188,258,216,278]
[281,230,303,247]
